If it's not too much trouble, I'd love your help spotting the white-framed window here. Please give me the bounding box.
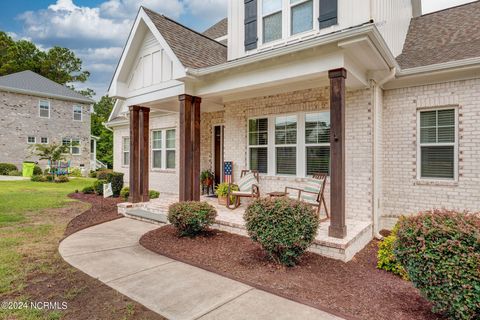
[290,0,314,35]
[62,137,81,155]
[41,137,48,144]
[248,111,331,177]
[417,108,458,180]
[262,0,283,43]
[27,136,36,144]
[122,137,130,166]
[73,105,82,121]
[39,100,50,118]
[248,118,269,173]
[151,128,176,170]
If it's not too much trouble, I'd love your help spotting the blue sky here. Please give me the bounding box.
[0,0,476,100]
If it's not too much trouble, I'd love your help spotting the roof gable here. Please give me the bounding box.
[203,18,228,40]
[0,70,93,103]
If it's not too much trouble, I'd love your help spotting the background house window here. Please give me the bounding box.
[73,106,82,121]
[290,0,313,35]
[62,138,81,155]
[166,129,176,169]
[41,137,48,144]
[249,118,268,173]
[27,136,36,144]
[275,115,297,175]
[419,109,456,179]
[152,130,162,168]
[39,100,50,118]
[305,112,330,175]
[263,0,282,43]
[122,137,130,166]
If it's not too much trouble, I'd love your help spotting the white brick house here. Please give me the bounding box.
[106,1,480,260]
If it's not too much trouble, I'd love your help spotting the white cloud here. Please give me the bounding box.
[185,0,227,24]
[100,0,184,19]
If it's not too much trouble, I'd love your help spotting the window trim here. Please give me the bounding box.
[122,136,130,167]
[27,136,36,144]
[150,128,176,171]
[39,100,50,118]
[73,105,83,121]
[40,137,49,144]
[416,106,459,181]
[62,137,81,156]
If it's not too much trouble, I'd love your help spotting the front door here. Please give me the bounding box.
[213,125,224,185]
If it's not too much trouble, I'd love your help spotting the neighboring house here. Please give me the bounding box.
[0,70,98,173]
[106,1,480,259]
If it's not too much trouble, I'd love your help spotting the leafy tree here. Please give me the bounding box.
[30,143,70,180]
[92,96,114,168]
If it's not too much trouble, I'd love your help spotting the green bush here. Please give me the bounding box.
[89,171,97,178]
[82,186,95,194]
[7,170,22,176]
[31,175,47,182]
[395,210,480,320]
[244,198,319,266]
[96,169,113,180]
[45,174,54,182]
[120,187,129,201]
[93,179,107,195]
[69,167,82,177]
[0,163,17,175]
[377,224,408,280]
[149,190,160,199]
[168,201,217,237]
[54,176,69,183]
[107,172,124,197]
[33,165,42,176]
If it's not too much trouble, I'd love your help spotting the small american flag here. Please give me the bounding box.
[224,161,233,183]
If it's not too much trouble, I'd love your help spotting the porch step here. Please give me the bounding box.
[124,208,168,224]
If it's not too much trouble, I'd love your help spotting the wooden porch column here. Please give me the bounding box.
[179,94,201,201]
[139,107,150,202]
[129,106,141,203]
[328,68,347,239]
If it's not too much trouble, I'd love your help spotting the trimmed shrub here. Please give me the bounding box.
[395,210,480,320]
[0,163,17,175]
[120,187,129,201]
[55,176,69,183]
[8,170,22,176]
[31,175,47,182]
[45,174,54,182]
[33,165,42,176]
[89,171,97,178]
[377,224,408,280]
[107,172,124,197]
[149,190,160,199]
[168,201,217,237]
[93,179,107,195]
[244,197,319,266]
[96,169,113,181]
[69,167,82,177]
[82,186,95,194]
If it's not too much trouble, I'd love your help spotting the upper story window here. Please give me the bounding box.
[290,0,314,35]
[73,106,82,121]
[263,0,283,43]
[39,100,50,118]
[418,108,457,180]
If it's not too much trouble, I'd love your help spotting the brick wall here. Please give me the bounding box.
[0,91,91,172]
[381,78,480,228]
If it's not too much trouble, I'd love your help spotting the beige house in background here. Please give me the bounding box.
[106,1,480,261]
[0,70,99,173]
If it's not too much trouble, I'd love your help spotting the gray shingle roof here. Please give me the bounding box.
[0,70,94,103]
[203,18,228,40]
[143,7,227,69]
[397,1,480,69]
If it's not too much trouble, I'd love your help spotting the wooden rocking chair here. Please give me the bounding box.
[285,173,329,220]
[226,170,260,209]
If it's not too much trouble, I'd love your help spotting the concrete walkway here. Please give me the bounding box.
[59,218,344,320]
[0,175,28,181]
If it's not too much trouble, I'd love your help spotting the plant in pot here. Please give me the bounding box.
[200,170,214,186]
[215,182,238,205]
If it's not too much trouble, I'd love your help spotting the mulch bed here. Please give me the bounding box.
[64,193,124,237]
[140,226,442,320]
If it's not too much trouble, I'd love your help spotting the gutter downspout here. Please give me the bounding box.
[370,67,396,240]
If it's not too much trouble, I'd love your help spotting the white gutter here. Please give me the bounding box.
[0,85,94,104]
[397,56,480,77]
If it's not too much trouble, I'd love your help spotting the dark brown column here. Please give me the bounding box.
[139,107,150,202]
[178,94,201,201]
[129,106,141,203]
[328,68,347,239]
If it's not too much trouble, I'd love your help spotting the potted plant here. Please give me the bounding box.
[200,170,214,186]
[215,182,238,205]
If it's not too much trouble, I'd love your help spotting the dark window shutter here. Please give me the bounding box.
[244,0,258,50]
[319,0,338,29]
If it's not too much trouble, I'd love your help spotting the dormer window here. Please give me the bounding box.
[263,0,283,43]
[290,0,313,35]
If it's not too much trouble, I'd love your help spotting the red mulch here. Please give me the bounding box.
[140,226,442,320]
[64,193,124,237]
